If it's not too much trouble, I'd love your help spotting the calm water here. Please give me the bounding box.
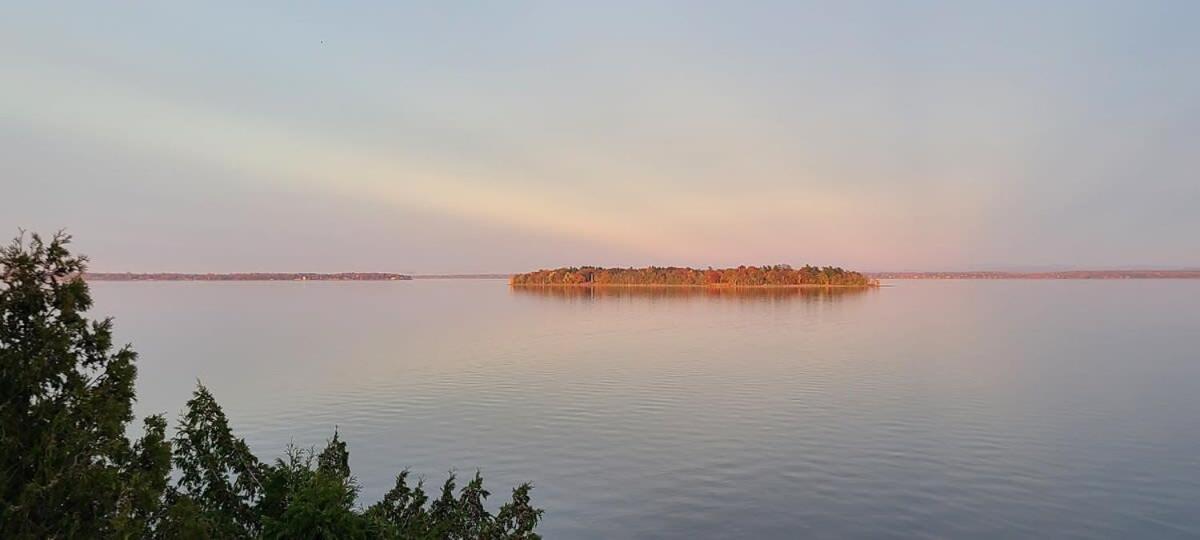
[92,280,1200,538]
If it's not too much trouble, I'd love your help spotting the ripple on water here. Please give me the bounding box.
[93,280,1200,538]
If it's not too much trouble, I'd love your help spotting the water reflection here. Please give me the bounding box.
[92,280,1200,538]
[510,285,874,303]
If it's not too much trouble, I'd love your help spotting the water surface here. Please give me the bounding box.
[93,280,1200,538]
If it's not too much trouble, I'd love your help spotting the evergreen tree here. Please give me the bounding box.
[1,231,542,538]
[0,232,171,538]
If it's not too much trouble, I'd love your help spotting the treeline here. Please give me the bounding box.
[1,233,540,539]
[511,265,877,287]
[512,284,872,301]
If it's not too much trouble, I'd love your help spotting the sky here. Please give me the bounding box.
[3,1,1198,273]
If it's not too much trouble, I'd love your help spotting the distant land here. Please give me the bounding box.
[868,270,1200,279]
[511,266,877,287]
[84,272,412,281]
[410,274,510,279]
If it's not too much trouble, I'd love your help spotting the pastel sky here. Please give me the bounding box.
[3,1,1198,273]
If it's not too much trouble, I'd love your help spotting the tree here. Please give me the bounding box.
[511,265,876,287]
[0,231,171,538]
[1,231,543,538]
[162,383,268,537]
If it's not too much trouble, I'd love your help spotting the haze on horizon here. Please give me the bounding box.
[3,1,1198,274]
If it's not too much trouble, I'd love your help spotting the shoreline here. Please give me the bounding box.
[867,271,1200,280]
[82,272,412,282]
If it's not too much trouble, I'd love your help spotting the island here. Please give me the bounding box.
[84,272,412,281]
[510,265,878,288]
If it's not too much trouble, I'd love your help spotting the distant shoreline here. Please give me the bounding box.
[410,274,511,280]
[83,273,513,281]
[83,272,412,282]
[868,270,1200,279]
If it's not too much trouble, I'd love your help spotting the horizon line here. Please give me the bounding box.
[82,268,1200,281]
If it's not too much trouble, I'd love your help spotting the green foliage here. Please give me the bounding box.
[162,383,268,537]
[512,264,877,287]
[0,231,171,538]
[259,436,366,539]
[365,471,543,540]
[1,232,542,538]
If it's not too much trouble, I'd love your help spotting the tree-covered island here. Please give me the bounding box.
[511,265,878,288]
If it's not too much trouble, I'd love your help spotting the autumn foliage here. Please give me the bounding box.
[511,265,877,287]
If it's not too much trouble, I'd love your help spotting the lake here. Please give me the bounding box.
[92,279,1200,538]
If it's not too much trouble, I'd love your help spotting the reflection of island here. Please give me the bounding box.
[511,265,877,287]
[511,283,874,303]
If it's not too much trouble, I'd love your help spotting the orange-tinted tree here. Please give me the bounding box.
[511,265,876,287]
